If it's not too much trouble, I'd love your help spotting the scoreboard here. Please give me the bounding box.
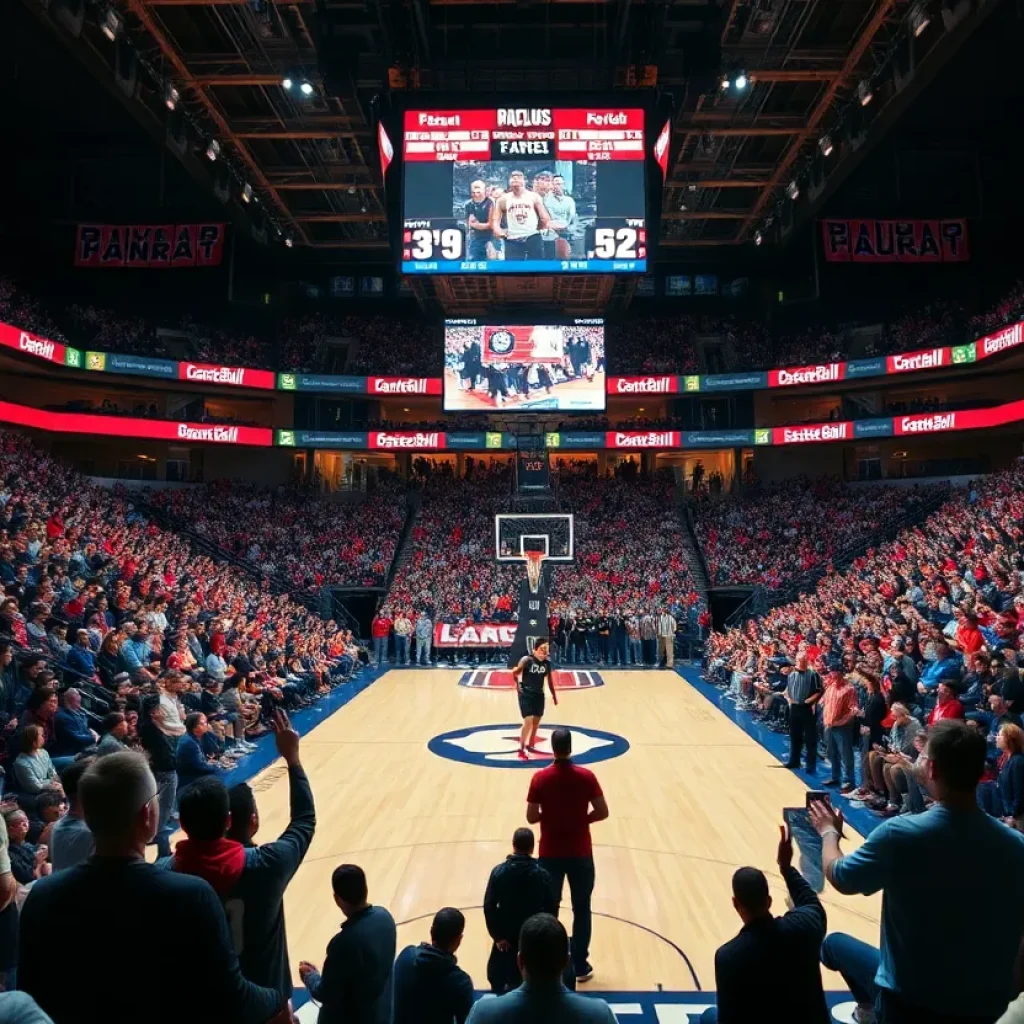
[400,107,648,275]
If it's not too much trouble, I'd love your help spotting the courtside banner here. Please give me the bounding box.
[0,401,272,446]
[277,373,367,394]
[367,377,443,397]
[608,376,680,395]
[606,430,681,449]
[768,362,845,388]
[821,219,970,263]
[74,223,227,268]
[0,323,78,368]
[368,431,447,450]
[434,622,518,648]
[178,362,276,390]
[772,421,854,445]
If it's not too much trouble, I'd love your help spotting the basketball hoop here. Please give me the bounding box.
[524,550,545,594]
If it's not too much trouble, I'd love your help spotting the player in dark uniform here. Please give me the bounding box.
[511,640,557,761]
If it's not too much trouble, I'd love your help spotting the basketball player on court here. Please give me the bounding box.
[490,171,553,262]
[512,640,557,761]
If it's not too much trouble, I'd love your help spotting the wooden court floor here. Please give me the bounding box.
[246,669,881,993]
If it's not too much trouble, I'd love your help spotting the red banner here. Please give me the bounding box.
[885,348,951,374]
[605,430,680,448]
[74,223,226,268]
[609,376,678,395]
[653,119,671,180]
[367,377,443,396]
[378,122,394,178]
[434,621,518,648]
[178,362,276,390]
[369,430,447,450]
[0,401,272,446]
[772,421,853,445]
[894,400,1024,436]
[976,323,1024,360]
[821,219,969,263]
[0,323,69,366]
[767,363,845,388]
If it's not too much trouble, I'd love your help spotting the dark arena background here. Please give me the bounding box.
[3,0,1024,1020]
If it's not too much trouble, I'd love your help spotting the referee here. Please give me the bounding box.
[783,652,823,773]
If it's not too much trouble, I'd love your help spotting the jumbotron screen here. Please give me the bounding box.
[401,108,647,274]
[444,319,606,412]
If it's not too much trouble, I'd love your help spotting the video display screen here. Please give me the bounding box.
[402,108,647,274]
[444,319,606,412]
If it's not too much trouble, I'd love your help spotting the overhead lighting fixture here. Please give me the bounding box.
[909,1,930,36]
[787,180,800,200]
[819,134,834,157]
[720,75,731,90]
[857,80,874,106]
[205,139,220,162]
[164,83,179,111]
[734,72,748,91]
[679,201,688,211]
[284,234,294,248]
[754,230,763,246]
[282,75,294,90]
[101,8,121,41]
[300,79,314,96]
[241,183,253,203]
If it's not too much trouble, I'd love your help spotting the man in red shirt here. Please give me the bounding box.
[821,670,860,793]
[525,729,609,983]
[928,682,965,726]
[370,608,393,666]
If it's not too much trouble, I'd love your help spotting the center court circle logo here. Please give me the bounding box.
[428,724,629,769]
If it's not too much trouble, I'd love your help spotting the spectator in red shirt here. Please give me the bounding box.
[954,612,984,656]
[525,728,609,984]
[371,610,393,666]
[821,671,860,793]
[928,682,965,726]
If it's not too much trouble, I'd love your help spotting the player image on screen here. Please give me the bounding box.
[444,321,606,412]
[401,107,646,274]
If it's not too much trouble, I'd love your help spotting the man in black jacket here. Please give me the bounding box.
[700,823,827,1023]
[299,863,396,1024]
[18,751,286,1024]
[164,709,316,1003]
[393,907,474,1024]
[483,827,557,993]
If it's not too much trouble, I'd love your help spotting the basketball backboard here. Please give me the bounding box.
[494,513,574,563]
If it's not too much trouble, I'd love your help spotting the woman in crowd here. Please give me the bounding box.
[11,725,63,801]
[979,722,1024,825]
[2,809,51,886]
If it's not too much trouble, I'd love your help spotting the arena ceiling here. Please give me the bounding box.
[18,0,995,267]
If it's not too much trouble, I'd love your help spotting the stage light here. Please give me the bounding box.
[284,234,294,248]
[282,75,294,90]
[734,72,748,91]
[242,183,253,203]
[164,83,179,111]
[300,80,314,96]
[857,80,874,106]
[721,75,731,90]
[101,8,121,41]
[787,179,799,200]
[205,139,220,161]
[910,1,930,36]
[819,134,833,157]
[754,230,763,246]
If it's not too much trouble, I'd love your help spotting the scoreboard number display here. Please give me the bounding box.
[401,107,647,274]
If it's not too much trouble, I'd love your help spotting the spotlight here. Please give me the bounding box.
[857,80,873,106]
[241,183,253,203]
[787,179,800,200]
[754,230,763,246]
[282,75,294,90]
[720,75,731,90]
[360,204,367,213]
[819,134,833,157]
[909,1,930,36]
[284,234,294,248]
[347,186,357,195]
[300,80,314,96]
[734,72,748,91]
[205,138,220,162]
[688,184,699,193]
[164,83,179,111]
[101,8,121,41]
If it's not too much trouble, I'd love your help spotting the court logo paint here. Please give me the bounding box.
[428,723,629,769]
[458,669,604,690]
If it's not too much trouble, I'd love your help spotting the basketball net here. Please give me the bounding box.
[525,550,545,594]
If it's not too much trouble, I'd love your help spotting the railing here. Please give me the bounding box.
[723,585,769,630]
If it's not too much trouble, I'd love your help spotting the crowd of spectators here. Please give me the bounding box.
[145,478,407,592]
[0,428,367,855]
[704,462,1024,831]
[693,478,946,588]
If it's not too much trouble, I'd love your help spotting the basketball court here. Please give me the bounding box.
[242,667,882,1008]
